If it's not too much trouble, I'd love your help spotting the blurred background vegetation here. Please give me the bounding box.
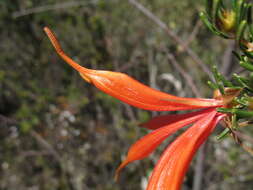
[1,0,253,189]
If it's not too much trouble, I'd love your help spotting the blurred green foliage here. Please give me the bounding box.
[0,0,253,189]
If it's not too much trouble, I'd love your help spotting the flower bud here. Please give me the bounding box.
[217,10,236,33]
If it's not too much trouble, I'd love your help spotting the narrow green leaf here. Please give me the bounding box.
[207,80,218,89]
[232,114,238,129]
[235,0,244,27]
[219,73,234,87]
[200,12,231,38]
[232,51,241,60]
[212,0,222,22]
[233,73,249,89]
[243,51,253,59]
[236,20,247,43]
[216,128,230,140]
[234,97,248,106]
[205,0,213,18]
[231,0,236,10]
[239,60,253,71]
[217,108,253,118]
[212,65,225,94]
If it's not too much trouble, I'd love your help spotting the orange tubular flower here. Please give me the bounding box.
[44,27,228,190]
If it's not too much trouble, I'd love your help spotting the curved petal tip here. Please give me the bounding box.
[114,159,130,181]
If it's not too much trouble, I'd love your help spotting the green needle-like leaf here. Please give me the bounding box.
[236,20,247,43]
[205,0,213,18]
[239,60,253,72]
[207,80,218,89]
[217,108,253,118]
[213,0,222,22]
[216,128,230,140]
[235,0,244,27]
[212,65,225,94]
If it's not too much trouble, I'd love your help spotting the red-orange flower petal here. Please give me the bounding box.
[141,108,214,130]
[44,27,222,111]
[114,108,214,180]
[147,111,225,190]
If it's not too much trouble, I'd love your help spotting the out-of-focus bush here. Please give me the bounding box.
[1,0,253,189]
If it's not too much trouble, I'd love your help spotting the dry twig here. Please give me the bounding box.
[167,52,201,97]
[12,0,99,18]
[221,41,235,76]
[180,20,202,52]
[30,130,61,162]
[128,0,213,79]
